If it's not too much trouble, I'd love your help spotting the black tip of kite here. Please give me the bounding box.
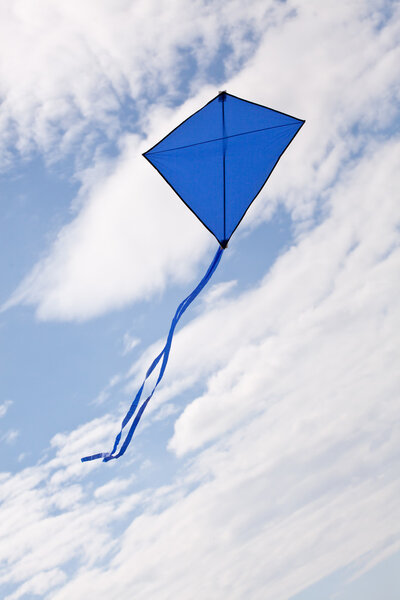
[218,90,227,102]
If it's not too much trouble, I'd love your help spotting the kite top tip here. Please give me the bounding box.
[218,90,227,102]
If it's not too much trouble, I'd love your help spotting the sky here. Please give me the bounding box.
[0,0,399,598]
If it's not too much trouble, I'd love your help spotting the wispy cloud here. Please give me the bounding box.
[2,428,19,445]
[0,400,12,419]
[122,333,140,356]
[92,374,123,406]
[202,280,238,305]
[0,0,278,168]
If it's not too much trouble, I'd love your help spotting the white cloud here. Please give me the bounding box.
[92,374,122,406]
[202,280,237,305]
[2,429,19,445]
[0,400,12,418]
[5,568,67,600]
[0,0,280,167]
[94,478,135,500]
[122,333,140,356]
[153,403,179,422]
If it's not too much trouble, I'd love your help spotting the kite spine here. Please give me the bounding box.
[220,90,227,247]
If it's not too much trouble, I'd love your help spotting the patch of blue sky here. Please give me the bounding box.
[1,307,127,470]
[371,0,398,31]
[0,155,79,296]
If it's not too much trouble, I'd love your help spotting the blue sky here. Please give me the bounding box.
[0,1,399,598]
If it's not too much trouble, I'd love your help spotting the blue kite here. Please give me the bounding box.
[82,91,304,463]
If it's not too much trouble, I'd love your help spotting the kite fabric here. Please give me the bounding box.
[82,91,304,463]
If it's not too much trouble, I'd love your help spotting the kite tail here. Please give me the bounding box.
[81,244,224,463]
